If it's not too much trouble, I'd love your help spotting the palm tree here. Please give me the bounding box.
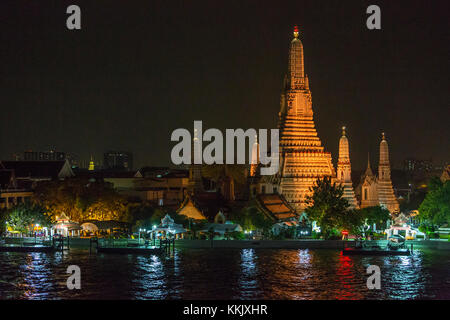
[201,164,247,201]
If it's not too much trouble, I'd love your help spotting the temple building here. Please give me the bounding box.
[356,133,400,213]
[277,26,335,210]
[188,27,400,217]
[250,27,400,214]
[336,127,358,209]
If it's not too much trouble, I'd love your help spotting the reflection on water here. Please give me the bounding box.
[239,249,259,299]
[335,254,364,300]
[0,248,449,300]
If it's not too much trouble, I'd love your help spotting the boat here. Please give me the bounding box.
[342,236,411,256]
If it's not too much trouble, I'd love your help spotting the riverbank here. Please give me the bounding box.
[174,239,450,250]
[3,237,450,250]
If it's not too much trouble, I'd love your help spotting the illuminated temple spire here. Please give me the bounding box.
[88,155,95,171]
[278,26,335,211]
[365,153,374,176]
[336,126,358,209]
[250,133,259,177]
[289,26,305,82]
[377,132,399,213]
[188,127,203,194]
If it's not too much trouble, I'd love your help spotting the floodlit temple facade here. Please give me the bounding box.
[192,27,399,215]
[277,26,336,210]
[250,27,398,214]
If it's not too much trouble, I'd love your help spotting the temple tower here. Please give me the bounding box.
[250,134,259,177]
[278,26,336,211]
[336,127,358,208]
[188,127,203,194]
[377,133,399,213]
[359,154,379,208]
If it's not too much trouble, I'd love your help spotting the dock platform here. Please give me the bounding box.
[97,246,163,254]
[0,244,54,253]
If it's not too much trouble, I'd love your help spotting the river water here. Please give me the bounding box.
[0,248,449,300]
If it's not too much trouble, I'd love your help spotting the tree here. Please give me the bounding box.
[340,209,365,236]
[5,202,52,234]
[0,208,8,236]
[304,177,351,239]
[32,178,128,222]
[358,206,391,231]
[419,178,450,226]
[229,206,273,235]
[125,201,155,225]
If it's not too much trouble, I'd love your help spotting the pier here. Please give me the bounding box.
[92,237,175,255]
[0,237,54,253]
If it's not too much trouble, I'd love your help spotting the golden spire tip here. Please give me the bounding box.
[293,26,299,38]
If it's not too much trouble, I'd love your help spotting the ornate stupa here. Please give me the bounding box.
[357,134,399,213]
[336,127,358,209]
[377,133,399,213]
[278,26,336,210]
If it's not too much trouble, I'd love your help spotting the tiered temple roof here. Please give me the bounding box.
[254,193,298,221]
[278,27,335,210]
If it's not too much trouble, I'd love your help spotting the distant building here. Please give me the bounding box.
[0,160,74,183]
[24,150,66,161]
[403,158,433,172]
[78,166,190,209]
[0,166,33,209]
[133,168,190,208]
[103,151,133,171]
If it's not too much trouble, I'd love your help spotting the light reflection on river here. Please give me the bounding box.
[0,248,448,300]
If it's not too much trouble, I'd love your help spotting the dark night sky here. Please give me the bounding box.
[1,0,449,170]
